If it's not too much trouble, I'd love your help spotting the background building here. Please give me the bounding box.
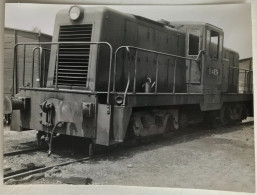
[239,57,253,93]
[4,27,52,115]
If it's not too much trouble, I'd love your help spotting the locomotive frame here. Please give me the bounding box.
[8,6,253,154]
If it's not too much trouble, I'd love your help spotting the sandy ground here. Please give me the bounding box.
[3,118,255,193]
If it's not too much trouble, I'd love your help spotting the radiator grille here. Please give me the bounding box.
[54,24,93,87]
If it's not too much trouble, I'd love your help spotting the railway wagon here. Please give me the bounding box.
[9,6,253,154]
[4,27,52,123]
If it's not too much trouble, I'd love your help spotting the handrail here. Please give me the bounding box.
[13,41,113,104]
[32,47,51,87]
[114,46,203,61]
[122,47,131,106]
[196,50,204,61]
[23,45,26,87]
[113,46,203,104]
[55,44,59,89]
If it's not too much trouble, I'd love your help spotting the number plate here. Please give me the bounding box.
[208,67,220,76]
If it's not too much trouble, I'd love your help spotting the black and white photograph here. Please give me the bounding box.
[1,1,255,194]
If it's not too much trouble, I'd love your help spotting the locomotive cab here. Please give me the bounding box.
[170,22,242,110]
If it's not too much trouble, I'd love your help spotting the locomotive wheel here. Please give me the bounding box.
[204,111,219,128]
[219,104,244,125]
[233,103,243,123]
[88,142,107,156]
[178,112,188,130]
[225,103,244,124]
[211,115,219,128]
[88,142,95,157]
[165,114,178,132]
[241,104,248,120]
[4,114,11,126]
[234,103,246,123]
[36,131,47,146]
[88,141,103,157]
[220,105,230,126]
[124,118,135,140]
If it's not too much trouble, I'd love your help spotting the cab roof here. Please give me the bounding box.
[168,21,223,32]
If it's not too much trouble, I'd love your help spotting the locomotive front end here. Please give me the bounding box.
[10,6,114,149]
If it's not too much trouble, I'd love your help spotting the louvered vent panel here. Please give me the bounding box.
[54,24,92,87]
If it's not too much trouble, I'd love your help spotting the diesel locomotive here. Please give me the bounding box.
[9,6,253,154]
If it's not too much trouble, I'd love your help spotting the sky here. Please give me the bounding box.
[4,3,252,59]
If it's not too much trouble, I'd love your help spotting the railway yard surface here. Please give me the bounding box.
[3,118,255,193]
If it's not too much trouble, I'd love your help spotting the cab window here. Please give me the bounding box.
[188,29,200,56]
[207,29,223,59]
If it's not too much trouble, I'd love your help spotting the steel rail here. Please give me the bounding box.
[4,156,92,182]
[4,146,47,157]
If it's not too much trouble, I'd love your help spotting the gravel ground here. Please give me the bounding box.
[3,118,255,192]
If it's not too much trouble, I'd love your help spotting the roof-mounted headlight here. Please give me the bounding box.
[69,6,83,21]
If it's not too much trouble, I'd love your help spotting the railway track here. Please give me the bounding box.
[4,146,47,157]
[3,156,94,182]
[4,120,253,183]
